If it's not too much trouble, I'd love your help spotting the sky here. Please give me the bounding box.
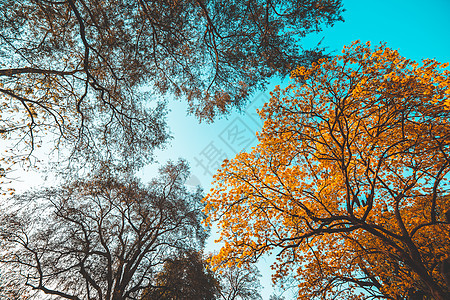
[4,0,449,299]
[139,0,450,298]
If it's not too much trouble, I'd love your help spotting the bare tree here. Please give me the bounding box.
[216,264,262,300]
[0,160,207,300]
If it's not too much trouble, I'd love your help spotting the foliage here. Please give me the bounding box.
[142,250,263,300]
[142,250,220,300]
[205,41,450,300]
[0,0,343,178]
[0,160,207,299]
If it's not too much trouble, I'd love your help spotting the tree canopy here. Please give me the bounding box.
[0,1,349,297]
[204,41,450,300]
[142,250,220,300]
[141,250,263,300]
[0,160,207,299]
[0,0,344,176]
[215,262,262,300]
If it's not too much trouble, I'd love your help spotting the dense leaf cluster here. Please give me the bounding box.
[0,0,343,170]
[205,42,450,300]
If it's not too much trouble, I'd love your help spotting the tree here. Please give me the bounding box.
[142,250,220,300]
[215,263,262,300]
[141,250,262,300]
[204,41,450,300]
[0,159,207,299]
[0,0,344,174]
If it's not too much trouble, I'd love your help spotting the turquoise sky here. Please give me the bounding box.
[141,1,450,298]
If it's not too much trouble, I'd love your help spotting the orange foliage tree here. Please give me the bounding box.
[204,41,450,300]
